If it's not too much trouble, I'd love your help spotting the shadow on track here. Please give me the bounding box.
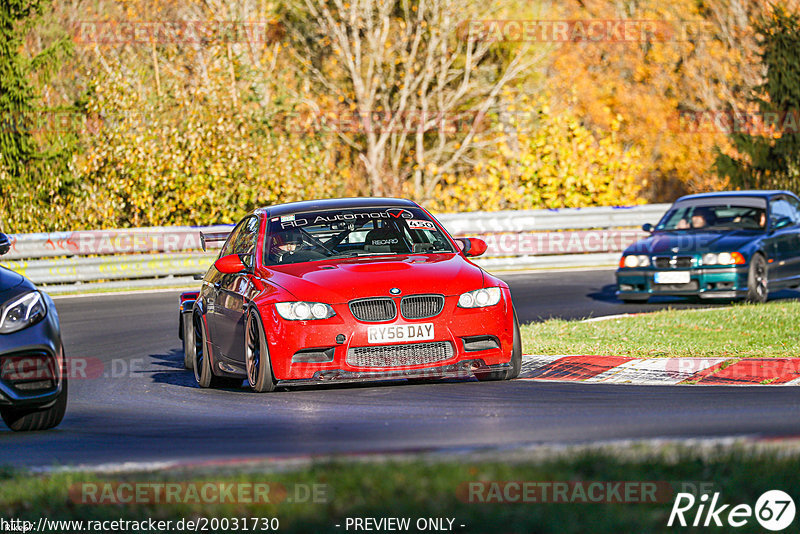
[587,283,800,306]
[149,349,210,389]
[147,348,477,394]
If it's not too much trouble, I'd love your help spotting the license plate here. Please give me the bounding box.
[654,271,691,284]
[367,323,434,344]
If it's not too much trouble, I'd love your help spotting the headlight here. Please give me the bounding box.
[621,255,650,268]
[458,287,502,308]
[702,252,745,266]
[275,302,335,320]
[0,291,46,334]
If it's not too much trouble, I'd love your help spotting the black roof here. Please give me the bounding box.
[676,190,797,202]
[254,197,419,218]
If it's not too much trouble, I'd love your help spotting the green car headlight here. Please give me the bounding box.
[621,255,650,268]
[702,252,745,266]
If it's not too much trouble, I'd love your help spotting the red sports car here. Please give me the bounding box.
[179,198,521,392]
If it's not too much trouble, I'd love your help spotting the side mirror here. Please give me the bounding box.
[773,216,793,230]
[458,237,488,257]
[642,223,653,233]
[0,233,10,256]
[214,254,246,274]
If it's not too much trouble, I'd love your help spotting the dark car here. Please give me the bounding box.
[616,190,800,303]
[0,233,68,431]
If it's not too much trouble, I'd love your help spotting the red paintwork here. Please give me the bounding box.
[252,253,514,380]
[193,199,516,382]
[464,237,488,257]
[214,254,246,274]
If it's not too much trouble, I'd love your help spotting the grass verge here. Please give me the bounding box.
[520,301,800,358]
[1,445,798,533]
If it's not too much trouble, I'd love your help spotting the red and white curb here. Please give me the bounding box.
[519,355,800,385]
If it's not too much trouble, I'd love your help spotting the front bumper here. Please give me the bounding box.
[0,296,66,408]
[616,266,749,299]
[276,359,509,387]
[257,290,515,381]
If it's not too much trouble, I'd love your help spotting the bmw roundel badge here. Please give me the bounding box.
[390,287,401,295]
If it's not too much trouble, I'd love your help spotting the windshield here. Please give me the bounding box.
[263,207,456,265]
[656,203,767,231]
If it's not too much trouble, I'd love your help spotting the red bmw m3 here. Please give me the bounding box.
[179,198,521,392]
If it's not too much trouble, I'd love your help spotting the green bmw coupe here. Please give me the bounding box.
[616,190,800,303]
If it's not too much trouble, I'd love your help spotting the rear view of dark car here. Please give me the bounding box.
[0,233,68,431]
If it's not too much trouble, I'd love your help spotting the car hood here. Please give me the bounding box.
[0,265,31,301]
[263,253,486,303]
[624,230,763,255]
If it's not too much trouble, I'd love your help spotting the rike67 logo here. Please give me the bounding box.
[668,490,795,531]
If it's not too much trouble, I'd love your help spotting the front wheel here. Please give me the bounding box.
[1,375,68,431]
[245,310,276,392]
[476,311,522,381]
[746,254,768,303]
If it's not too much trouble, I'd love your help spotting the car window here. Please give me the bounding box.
[231,216,259,268]
[657,203,767,231]
[219,220,246,258]
[263,207,455,265]
[770,199,799,226]
[785,197,800,224]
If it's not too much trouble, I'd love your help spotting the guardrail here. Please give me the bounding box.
[0,204,670,293]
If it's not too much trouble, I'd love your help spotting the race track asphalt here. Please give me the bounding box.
[2,268,799,468]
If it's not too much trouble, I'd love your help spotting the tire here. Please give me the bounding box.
[193,314,241,389]
[1,374,68,432]
[182,313,194,370]
[476,311,522,381]
[245,310,276,393]
[746,253,768,303]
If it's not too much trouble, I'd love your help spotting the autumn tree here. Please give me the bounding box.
[282,0,542,201]
[715,4,800,192]
[0,0,72,231]
[41,0,349,230]
[432,94,644,212]
[546,0,765,201]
